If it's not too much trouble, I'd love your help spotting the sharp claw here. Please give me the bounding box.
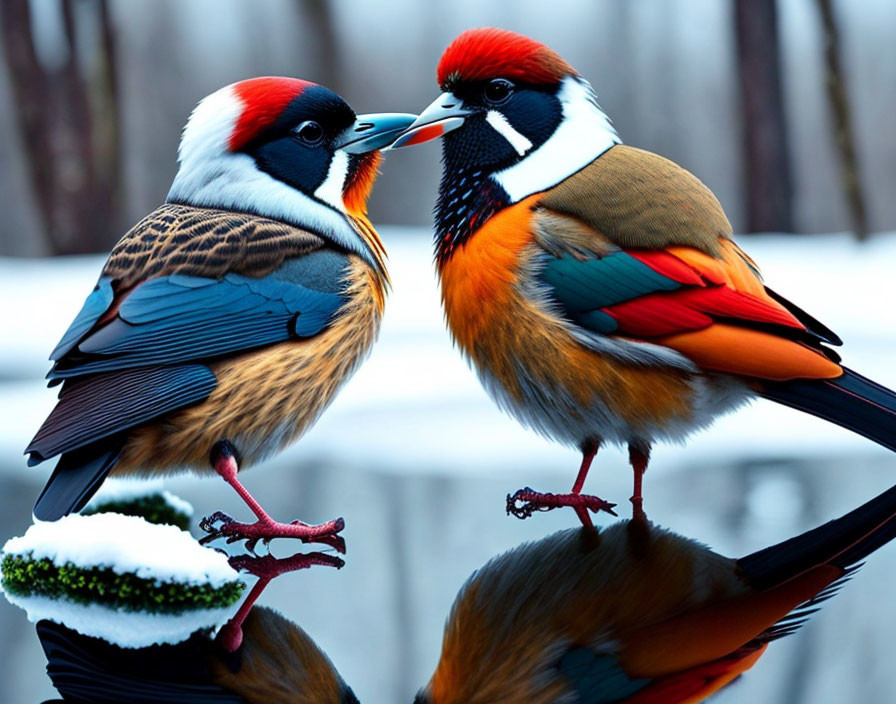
[505,488,618,520]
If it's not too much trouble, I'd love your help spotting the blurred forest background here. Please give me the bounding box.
[1,0,895,257]
[2,2,896,704]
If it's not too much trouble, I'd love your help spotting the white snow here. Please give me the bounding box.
[86,480,194,518]
[1,229,896,703]
[2,513,237,587]
[0,591,235,648]
[3,230,895,482]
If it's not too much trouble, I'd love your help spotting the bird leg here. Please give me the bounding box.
[217,550,344,652]
[506,440,617,528]
[199,440,346,554]
[629,444,649,523]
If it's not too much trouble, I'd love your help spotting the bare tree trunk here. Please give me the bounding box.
[733,0,794,233]
[0,0,122,255]
[294,0,341,93]
[815,0,868,240]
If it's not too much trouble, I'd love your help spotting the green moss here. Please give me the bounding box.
[0,553,244,613]
[83,493,191,531]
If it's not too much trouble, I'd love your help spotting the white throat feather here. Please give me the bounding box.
[166,85,373,267]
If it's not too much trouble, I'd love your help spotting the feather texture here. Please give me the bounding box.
[420,478,896,704]
[103,204,326,286]
[50,271,344,379]
[37,620,248,704]
[30,204,386,503]
[28,366,217,462]
[536,146,731,257]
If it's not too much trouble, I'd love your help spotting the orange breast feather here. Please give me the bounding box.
[439,197,694,428]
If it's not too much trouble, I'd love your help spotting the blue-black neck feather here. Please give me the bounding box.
[434,166,509,265]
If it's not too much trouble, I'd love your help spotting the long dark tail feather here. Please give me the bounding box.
[737,481,896,590]
[33,435,126,522]
[36,620,247,703]
[758,367,896,453]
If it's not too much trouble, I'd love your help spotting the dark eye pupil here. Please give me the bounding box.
[296,121,323,144]
[485,79,512,103]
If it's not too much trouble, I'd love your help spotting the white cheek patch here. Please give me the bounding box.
[492,76,621,204]
[314,149,349,213]
[486,110,533,156]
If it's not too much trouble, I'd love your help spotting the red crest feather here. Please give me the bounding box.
[437,28,576,89]
[229,77,315,151]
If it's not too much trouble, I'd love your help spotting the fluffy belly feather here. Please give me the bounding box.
[465,290,751,448]
[113,259,383,475]
[437,200,751,449]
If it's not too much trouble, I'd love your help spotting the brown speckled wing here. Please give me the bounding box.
[103,203,326,288]
[536,145,731,258]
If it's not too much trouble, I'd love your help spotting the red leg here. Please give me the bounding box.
[200,440,345,553]
[507,439,616,527]
[629,444,649,523]
[571,441,598,527]
[217,550,343,652]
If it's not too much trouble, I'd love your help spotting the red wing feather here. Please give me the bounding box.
[604,285,806,339]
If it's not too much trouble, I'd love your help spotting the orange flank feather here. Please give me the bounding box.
[439,198,695,432]
[625,647,766,704]
[646,241,843,381]
[618,564,840,678]
[658,325,842,381]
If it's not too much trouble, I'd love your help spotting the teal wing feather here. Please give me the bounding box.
[557,648,650,703]
[538,251,684,334]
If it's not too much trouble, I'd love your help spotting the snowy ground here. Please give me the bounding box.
[1,229,896,703]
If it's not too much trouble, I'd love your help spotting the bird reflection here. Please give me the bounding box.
[37,602,358,704]
[415,483,896,704]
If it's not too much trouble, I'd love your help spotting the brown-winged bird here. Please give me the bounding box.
[37,605,358,704]
[25,77,414,549]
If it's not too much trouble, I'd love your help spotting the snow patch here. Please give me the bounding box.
[3,513,235,587]
[87,479,194,518]
[1,591,234,648]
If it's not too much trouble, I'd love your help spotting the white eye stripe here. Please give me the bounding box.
[486,110,533,156]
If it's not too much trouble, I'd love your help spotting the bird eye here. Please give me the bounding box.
[483,78,514,105]
[294,120,324,146]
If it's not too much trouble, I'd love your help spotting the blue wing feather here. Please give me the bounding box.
[50,278,115,360]
[49,269,346,380]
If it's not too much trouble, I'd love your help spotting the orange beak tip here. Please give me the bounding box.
[391,123,446,149]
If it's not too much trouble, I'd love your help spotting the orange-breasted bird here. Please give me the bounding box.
[392,28,896,525]
[415,482,896,704]
[26,77,415,551]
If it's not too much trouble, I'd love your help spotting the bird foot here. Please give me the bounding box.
[215,550,344,653]
[199,511,346,554]
[506,487,617,521]
[227,550,344,580]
